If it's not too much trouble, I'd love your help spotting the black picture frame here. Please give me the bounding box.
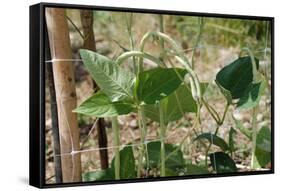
[29,2,275,188]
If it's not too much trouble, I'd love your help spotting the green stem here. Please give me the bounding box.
[159,101,166,176]
[250,106,258,169]
[220,104,229,125]
[165,112,201,161]
[124,13,137,74]
[203,103,229,167]
[159,15,166,66]
[139,31,192,71]
[202,98,229,125]
[263,21,270,79]
[66,15,85,40]
[111,117,120,180]
[204,124,220,167]
[191,17,204,69]
[137,106,147,177]
[116,51,163,66]
[175,56,201,101]
[240,47,258,83]
[202,98,220,124]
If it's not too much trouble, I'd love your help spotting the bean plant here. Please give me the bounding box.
[74,22,270,180]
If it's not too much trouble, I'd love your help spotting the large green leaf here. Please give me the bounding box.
[82,169,113,181]
[186,164,209,175]
[216,56,259,99]
[193,133,229,151]
[73,92,135,117]
[144,83,209,124]
[135,68,187,104]
[80,49,135,101]
[165,83,208,121]
[237,80,265,110]
[111,146,136,179]
[255,127,271,167]
[209,152,237,173]
[146,141,184,170]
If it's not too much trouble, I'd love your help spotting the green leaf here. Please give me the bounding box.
[79,49,135,101]
[237,80,265,110]
[83,168,113,181]
[73,92,135,117]
[209,152,237,173]
[232,115,252,139]
[193,133,229,151]
[146,141,184,170]
[256,127,271,152]
[186,164,209,175]
[135,68,187,104]
[228,127,236,153]
[111,146,136,179]
[165,83,208,121]
[144,83,209,124]
[215,56,259,99]
[255,127,271,167]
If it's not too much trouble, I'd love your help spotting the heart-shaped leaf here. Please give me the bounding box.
[209,152,237,173]
[144,83,209,124]
[216,56,259,99]
[237,80,265,110]
[80,49,135,101]
[194,133,229,151]
[111,146,136,179]
[146,141,184,170]
[73,92,135,117]
[135,68,187,104]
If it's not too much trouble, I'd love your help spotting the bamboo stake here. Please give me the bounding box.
[45,24,63,183]
[80,10,109,169]
[45,8,81,183]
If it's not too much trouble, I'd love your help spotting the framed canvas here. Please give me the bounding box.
[29,2,274,188]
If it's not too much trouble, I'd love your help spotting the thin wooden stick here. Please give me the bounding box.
[45,8,82,183]
[80,9,109,170]
[45,23,63,183]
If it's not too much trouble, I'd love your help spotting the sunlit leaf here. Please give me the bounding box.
[80,49,135,101]
[146,141,184,170]
[144,83,209,124]
[73,92,135,117]
[111,146,136,179]
[135,68,187,104]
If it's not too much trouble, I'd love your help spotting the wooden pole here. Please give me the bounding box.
[45,23,63,183]
[80,10,109,170]
[45,8,81,183]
